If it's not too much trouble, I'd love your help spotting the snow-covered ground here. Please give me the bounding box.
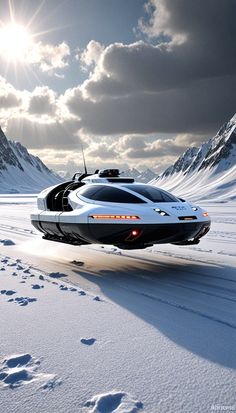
[0,196,236,413]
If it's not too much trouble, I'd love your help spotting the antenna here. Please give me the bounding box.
[80,141,88,175]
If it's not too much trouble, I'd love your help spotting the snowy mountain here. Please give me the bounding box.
[121,168,156,183]
[150,114,236,201]
[0,127,61,193]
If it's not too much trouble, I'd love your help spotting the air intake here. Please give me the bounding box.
[178,216,197,221]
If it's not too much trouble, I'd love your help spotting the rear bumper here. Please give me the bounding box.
[31,219,211,248]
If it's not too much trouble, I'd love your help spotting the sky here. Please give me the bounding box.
[0,0,235,175]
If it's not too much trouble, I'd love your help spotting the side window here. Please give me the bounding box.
[124,185,178,202]
[78,186,102,199]
[78,185,146,203]
[140,187,164,202]
[161,192,178,202]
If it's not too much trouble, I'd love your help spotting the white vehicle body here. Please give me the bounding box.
[31,169,211,249]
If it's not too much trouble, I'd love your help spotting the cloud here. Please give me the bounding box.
[1,2,236,175]
[140,0,235,46]
[0,76,22,108]
[6,117,81,149]
[0,75,83,152]
[0,34,70,75]
[65,74,236,136]
[86,142,117,159]
[1,72,205,174]
[31,147,130,176]
[77,40,104,69]
[28,86,57,115]
[64,0,236,137]
[27,41,70,73]
[115,133,200,160]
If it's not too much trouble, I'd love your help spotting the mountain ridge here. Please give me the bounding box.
[0,127,61,193]
[121,167,156,183]
[150,114,236,201]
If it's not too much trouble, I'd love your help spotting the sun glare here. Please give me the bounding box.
[0,23,31,61]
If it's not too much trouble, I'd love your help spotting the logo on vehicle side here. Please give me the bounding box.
[171,206,187,210]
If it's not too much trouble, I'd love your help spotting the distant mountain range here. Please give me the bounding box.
[58,168,156,183]
[151,113,236,201]
[0,127,61,193]
[121,168,156,183]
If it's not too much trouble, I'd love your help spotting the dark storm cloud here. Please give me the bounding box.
[66,0,236,136]
[67,75,236,136]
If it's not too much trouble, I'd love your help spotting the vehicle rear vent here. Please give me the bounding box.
[107,178,135,183]
[178,216,197,221]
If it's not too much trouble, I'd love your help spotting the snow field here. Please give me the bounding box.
[0,197,236,412]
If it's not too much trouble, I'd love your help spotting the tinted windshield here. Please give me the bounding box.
[78,185,146,203]
[124,185,178,202]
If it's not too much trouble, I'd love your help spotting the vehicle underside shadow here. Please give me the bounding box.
[71,254,236,369]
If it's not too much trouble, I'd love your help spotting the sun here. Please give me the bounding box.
[0,23,31,61]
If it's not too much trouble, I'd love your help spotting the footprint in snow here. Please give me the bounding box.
[80,338,96,346]
[12,272,17,276]
[1,290,16,296]
[49,272,67,279]
[58,285,85,294]
[57,286,77,292]
[84,391,143,413]
[23,268,31,274]
[0,267,5,271]
[0,353,61,390]
[5,353,32,368]
[93,296,103,302]
[71,260,84,266]
[16,265,24,271]
[1,258,8,264]
[31,284,44,290]
[8,296,37,306]
[59,285,68,291]
[0,239,15,246]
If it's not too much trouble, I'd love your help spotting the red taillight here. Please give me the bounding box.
[90,215,140,220]
[125,228,142,241]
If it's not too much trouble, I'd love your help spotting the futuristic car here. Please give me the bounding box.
[31,169,211,250]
